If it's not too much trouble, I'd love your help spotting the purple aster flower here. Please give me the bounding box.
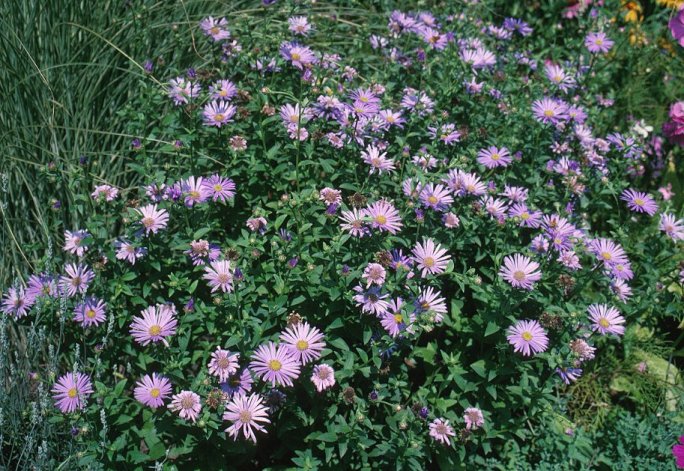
[288,16,312,36]
[185,239,221,266]
[1,286,34,318]
[26,273,58,301]
[339,209,369,237]
[361,145,396,174]
[59,263,95,297]
[169,390,202,423]
[362,263,387,287]
[352,285,390,316]
[507,320,549,356]
[477,146,512,169]
[52,372,93,413]
[250,341,301,387]
[63,230,90,256]
[167,76,200,106]
[201,175,236,203]
[202,100,237,128]
[556,367,583,384]
[137,204,169,235]
[419,183,453,211]
[224,393,270,443]
[279,42,317,69]
[415,286,447,322]
[203,260,234,293]
[280,322,325,365]
[660,213,684,240]
[73,297,106,327]
[429,418,456,446]
[366,200,403,234]
[311,364,336,392]
[463,407,485,430]
[134,373,172,409]
[114,239,146,265]
[620,189,658,216]
[532,97,568,124]
[544,63,576,92]
[499,254,542,290]
[209,80,238,101]
[208,347,240,382]
[199,17,230,41]
[509,204,542,228]
[129,304,178,346]
[411,238,450,277]
[587,304,625,336]
[585,32,614,53]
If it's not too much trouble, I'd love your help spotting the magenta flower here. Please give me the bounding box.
[52,372,93,413]
[280,322,325,365]
[507,320,549,356]
[63,230,90,256]
[463,407,484,430]
[362,263,387,287]
[361,145,396,175]
[673,435,684,469]
[499,254,542,290]
[669,7,684,47]
[419,183,453,211]
[585,32,614,53]
[224,393,270,443]
[199,17,230,41]
[59,263,95,297]
[412,238,450,278]
[208,347,240,382]
[129,304,178,346]
[203,260,234,293]
[380,298,415,337]
[137,204,169,235]
[1,286,34,318]
[366,200,403,234]
[169,390,202,423]
[26,274,58,302]
[73,297,106,327]
[429,418,456,446]
[202,100,237,128]
[620,189,658,216]
[477,146,512,169]
[134,373,172,409]
[311,364,336,392]
[250,342,301,387]
[588,304,625,336]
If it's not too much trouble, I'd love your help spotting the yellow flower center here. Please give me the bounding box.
[521,212,530,220]
[544,109,554,117]
[269,359,282,371]
[239,410,252,423]
[86,309,96,319]
[296,340,309,351]
[599,318,610,328]
[142,217,155,228]
[428,196,438,205]
[149,325,161,336]
[210,26,220,35]
[491,153,500,161]
[513,271,526,281]
[424,257,435,268]
[68,388,78,398]
[291,52,301,61]
[214,114,225,122]
[150,388,160,398]
[375,215,387,225]
[595,39,603,45]
[214,184,223,192]
[394,314,403,323]
[601,251,612,261]
[634,198,645,207]
[521,331,532,341]
[219,90,228,96]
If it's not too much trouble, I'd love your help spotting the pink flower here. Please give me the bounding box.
[411,238,450,277]
[366,200,403,234]
[129,304,178,346]
[587,304,625,336]
[169,390,202,423]
[673,435,684,468]
[208,347,240,382]
[499,254,542,290]
[137,204,169,235]
[59,263,95,297]
[63,230,90,256]
[250,342,301,387]
[52,372,93,413]
[203,260,234,293]
[134,373,172,409]
[362,263,386,287]
[224,393,270,443]
[311,364,336,392]
[507,320,549,356]
[463,407,484,430]
[280,322,325,365]
[477,146,512,168]
[429,418,456,446]
[361,145,396,174]
[73,297,106,327]
[668,7,684,47]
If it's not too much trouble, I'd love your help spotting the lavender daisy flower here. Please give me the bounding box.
[419,183,453,211]
[362,263,387,287]
[52,372,93,413]
[390,249,413,271]
[361,146,396,174]
[415,286,447,322]
[590,238,629,266]
[366,200,403,234]
[532,97,568,124]
[137,204,169,235]
[250,341,301,387]
[556,367,583,384]
[60,263,95,297]
[224,393,270,443]
[199,17,230,41]
[509,204,542,228]
[129,304,178,346]
[134,373,172,409]
[26,274,57,302]
[481,196,509,220]
[412,238,450,278]
[63,230,90,256]
[463,407,484,430]
[91,184,119,201]
[379,109,405,128]
[280,42,317,69]
[311,364,336,392]
[220,368,254,397]
[209,80,238,101]
[585,32,614,53]
[352,285,390,316]
[587,304,625,336]
[429,418,456,446]
[611,279,633,302]
[185,240,221,266]
[380,298,415,337]
[1,286,34,318]
[208,347,240,382]
[168,77,201,106]
[202,100,237,128]
[507,320,549,356]
[203,260,234,293]
[73,297,106,327]
[169,390,202,423]
[544,63,576,92]
[477,146,512,169]
[499,254,542,290]
[340,209,369,237]
[114,239,146,265]
[659,214,684,240]
[280,322,325,365]
[569,339,596,362]
[620,189,658,216]
[288,16,312,36]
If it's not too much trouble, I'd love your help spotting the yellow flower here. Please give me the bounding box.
[656,0,684,8]
[622,1,643,23]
